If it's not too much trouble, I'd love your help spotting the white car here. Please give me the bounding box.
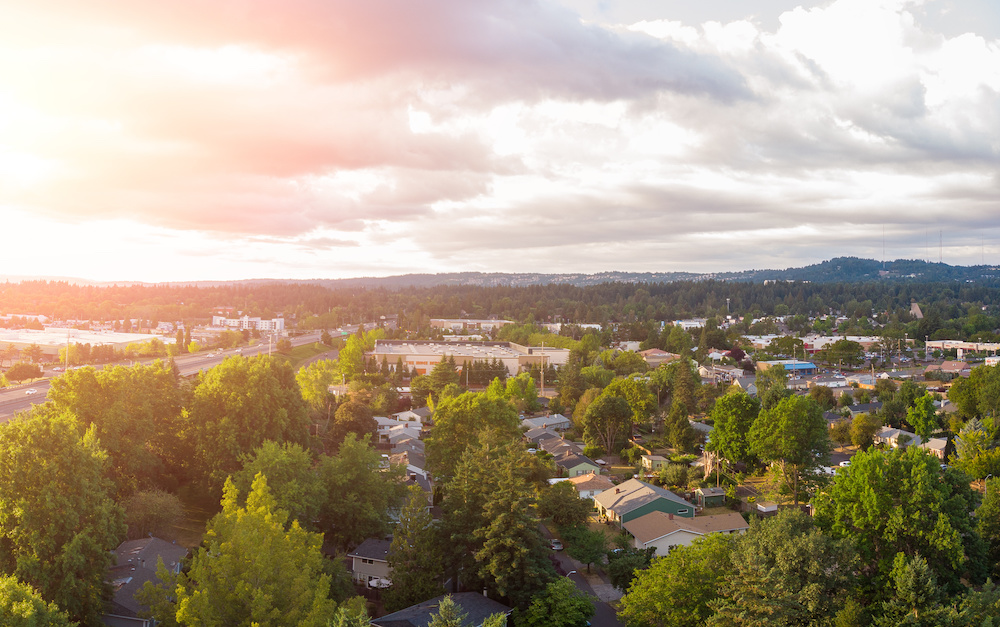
[25,389,38,395]
[839,460,851,467]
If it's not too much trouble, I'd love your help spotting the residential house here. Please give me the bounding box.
[924,361,972,379]
[524,427,561,448]
[372,593,512,627]
[874,427,948,460]
[555,451,600,477]
[539,436,584,458]
[848,402,883,418]
[348,538,392,588]
[733,377,758,396]
[595,478,695,524]
[521,413,571,431]
[103,538,188,627]
[623,511,749,555]
[392,437,425,456]
[390,450,430,480]
[393,406,433,423]
[386,424,423,446]
[564,472,616,499]
[640,455,668,473]
[640,348,680,368]
[808,376,848,389]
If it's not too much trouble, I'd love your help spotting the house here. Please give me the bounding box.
[873,427,946,459]
[694,486,727,508]
[539,436,584,458]
[372,593,512,627]
[640,455,668,472]
[924,361,971,379]
[390,450,430,479]
[555,451,600,477]
[808,376,848,389]
[640,349,680,368]
[524,427,561,447]
[622,511,749,555]
[733,377,758,396]
[392,437,425,456]
[386,424,423,446]
[848,402,883,418]
[786,377,811,391]
[393,406,433,423]
[564,472,616,499]
[348,538,392,588]
[595,478,695,524]
[103,538,188,627]
[521,413,571,431]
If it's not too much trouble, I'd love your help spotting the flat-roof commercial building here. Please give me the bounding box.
[430,318,514,332]
[0,328,165,357]
[756,359,817,376]
[368,340,569,376]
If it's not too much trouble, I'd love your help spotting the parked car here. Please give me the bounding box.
[550,539,563,551]
[839,460,851,467]
[25,389,38,395]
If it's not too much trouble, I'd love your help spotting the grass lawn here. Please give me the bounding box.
[272,342,333,370]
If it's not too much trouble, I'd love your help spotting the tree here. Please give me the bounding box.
[327,400,377,449]
[317,434,406,552]
[830,419,852,449]
[0,574,76,626]
[606,546,656,593]
[5,362,41,384]
[951,418,1000,481]
[296,358,340,417]
[820,339,865,368]
[123,490,183,540]
[384,486,446,613]
[504,372,540,412]
[474,466,554,608]
[749,395,830,504]
[814,447,988,596]
[850,411,882,450]
[150,474,336,626]
[537,481,592,530]
[0,410,125,625]
[604,375,657,424]
[425,595,504,627]
[663,399,696,451]
[618,533,735,627]
[438,439,553,602]
[425,392,521,482]
[328,599,370,627]
[1,343,19,367]
[582,394,633,454]
[707,390,760,465]
[520,578,595,627]
[808,385,836,411]
[708,510,857,627]
[907,393,939,441]
[232,440,324,530]
[47,361,183,496]
[185,355,310,491]
[21,344,43,364]
[563,525,607,573]
[755,366,791,411]
[977,477,1000,579]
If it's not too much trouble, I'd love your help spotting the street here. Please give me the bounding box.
[0,331,324,423]
[541,523,624,627]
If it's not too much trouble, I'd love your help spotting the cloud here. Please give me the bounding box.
[2,0,1000,280]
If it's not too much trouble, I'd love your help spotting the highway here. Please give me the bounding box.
[0,331,325,423]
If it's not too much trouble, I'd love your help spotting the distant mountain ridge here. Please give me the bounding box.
[4,257,1000,289]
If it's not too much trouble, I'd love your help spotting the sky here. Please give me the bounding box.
[1,0,999,282]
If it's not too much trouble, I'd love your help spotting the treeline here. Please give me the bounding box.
[5,277,1000,341]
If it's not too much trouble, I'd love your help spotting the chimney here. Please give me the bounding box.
[669,513,674,520]
[615,488,620,494]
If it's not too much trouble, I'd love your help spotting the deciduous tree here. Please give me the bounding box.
[425,392,520,482]
[0,574,75,627]
[0,410,125,625]
[619,533,735,627]
[749,395,830,504]
[520,578,595,627]
[707,390,760,464]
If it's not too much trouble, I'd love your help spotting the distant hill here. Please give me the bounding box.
[5,257,1000,289]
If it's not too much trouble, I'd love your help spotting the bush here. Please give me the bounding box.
[582,444,605,460]
[659,464,688,488]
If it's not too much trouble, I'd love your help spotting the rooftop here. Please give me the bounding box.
[624,511,749,545]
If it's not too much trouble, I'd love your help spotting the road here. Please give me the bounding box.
[0,331,325,423]
[541,524,624,627]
